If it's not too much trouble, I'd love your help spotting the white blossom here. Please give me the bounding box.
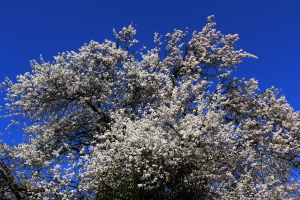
[0,17,299,199]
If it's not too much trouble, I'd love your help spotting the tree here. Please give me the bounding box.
[0,16,299,199]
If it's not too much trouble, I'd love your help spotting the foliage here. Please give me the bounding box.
[0,16,299,199]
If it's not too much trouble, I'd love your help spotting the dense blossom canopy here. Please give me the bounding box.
[0,16,299,199]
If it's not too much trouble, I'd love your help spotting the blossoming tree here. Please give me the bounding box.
[1,16,299,199]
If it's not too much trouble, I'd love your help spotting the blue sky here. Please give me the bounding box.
[0,0,300,143]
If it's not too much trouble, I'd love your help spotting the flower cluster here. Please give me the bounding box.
[0,16,299,199]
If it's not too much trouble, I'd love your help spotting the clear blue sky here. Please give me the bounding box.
[0,0,300,143]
